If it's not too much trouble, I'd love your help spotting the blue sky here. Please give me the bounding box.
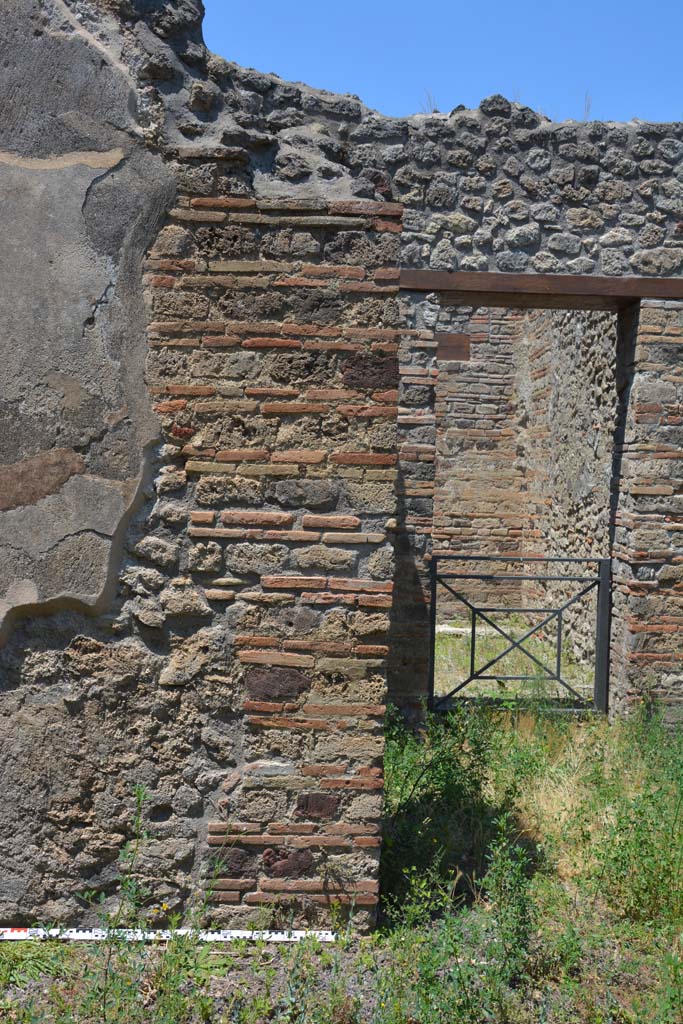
[203,0,683,124]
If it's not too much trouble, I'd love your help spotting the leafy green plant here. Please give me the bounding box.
[586,713,683,925]
[483,814,533,983]
[657,940,683,1024]
[381,704,503,923]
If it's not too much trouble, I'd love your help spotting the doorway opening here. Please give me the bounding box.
[429,302,623,708]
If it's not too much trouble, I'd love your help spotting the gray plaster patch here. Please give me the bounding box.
[0,0,175,638]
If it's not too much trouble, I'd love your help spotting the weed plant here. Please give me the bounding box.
[2,705,683,1022]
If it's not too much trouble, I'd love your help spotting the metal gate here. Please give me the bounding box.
[428,555,611,712]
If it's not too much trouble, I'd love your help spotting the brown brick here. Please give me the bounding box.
[154,399,187,413]
[181,445,216,458]
[170,208,226,223]
[327,578,393,593]
[258,879,329,893]
[302,515,361,530]
[321,532,385,544]
[328,200,404,218]
[247,715,332,731]
[284,640,351,654]
[222,511,295,527]
[311,893,379,905]
[211,891,241,904]
[186,460,270,475]
[358,594,393,608]
[208,822,257,835]
[302,763,349,777]
[144,258,200,272]
[215,449,270,462]
[225,319,338,338]
[320,777,384,790]
[148,273,177,288]
[261,402,330,415]
[303,703,386,715]
[239,650,316,668]
[204,589,236,601]
[213,878,258,891]
[240,592,296,605]
[272,275,334,289]
[302,591,357,605]
[268,823,317,835]
[189,527,268,540]
[245,387,300,398]
[306,388,361,401]
[262,530,322,541]
[303,340,359,352]
[243,700,285,713]
[342,281,399,295]
[235,635,281,648]
[191,197,256,210]
[300,263,365,280]
[194,400,259,413]
[262,575,328,590]
[271,450,326,464]
[209,259,289,273]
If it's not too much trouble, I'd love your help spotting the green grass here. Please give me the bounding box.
[434,614,594,701]
[3,706,683,1023]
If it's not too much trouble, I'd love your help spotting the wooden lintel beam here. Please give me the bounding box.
[400,269,683,309]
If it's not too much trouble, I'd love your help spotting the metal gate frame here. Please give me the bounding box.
[428,555,611,712]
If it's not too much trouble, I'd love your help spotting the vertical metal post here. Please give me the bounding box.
[556,611,563,681]
[428,556,438,711]
[594,558,612,714]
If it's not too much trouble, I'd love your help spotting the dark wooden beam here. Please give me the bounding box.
[400,269,683,310]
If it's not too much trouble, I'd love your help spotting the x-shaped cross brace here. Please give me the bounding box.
[435,578,598,706]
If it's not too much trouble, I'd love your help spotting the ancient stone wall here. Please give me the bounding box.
[515,308,620,668]
[434,309,527,563]
[144,190,406,925]
[1,0,683,928]
[516,308,619,561]
[431,308,529,626]
[611,301,683,720]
